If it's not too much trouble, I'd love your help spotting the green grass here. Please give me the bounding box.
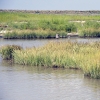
[79,28,100,37]
[1,42,100,78]
[1,12,100,38]
[8,41,100,79]
[0,12,100,23]
[0,45,22,60]
[79,21,100,37]
[3,30,67,39]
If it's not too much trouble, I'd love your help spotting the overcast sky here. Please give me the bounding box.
[0,0,100,10]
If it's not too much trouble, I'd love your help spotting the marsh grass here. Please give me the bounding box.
[11,41,100,79]
[4,30,67,39]
[1,12,100,38]
[79,28,100,37]
[1,12,100,23]
[0,45,22,60]
[79,21,100,37]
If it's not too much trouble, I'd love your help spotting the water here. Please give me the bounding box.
[0,61,100,100]
[1,37,100,48]
[0,38,100,100]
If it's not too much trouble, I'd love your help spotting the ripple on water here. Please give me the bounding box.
[0,58,100,100]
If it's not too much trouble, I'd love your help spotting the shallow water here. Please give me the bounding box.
[0,60,100,100]
[0,38,100,100]
[1,38,100,48]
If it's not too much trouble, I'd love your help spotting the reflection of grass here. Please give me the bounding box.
[11,42,100,79]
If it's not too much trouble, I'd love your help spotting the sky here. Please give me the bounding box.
[0,0,100,11]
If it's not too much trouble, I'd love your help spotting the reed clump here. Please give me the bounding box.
[79,21,100,37]
[0,45,22,60]
[4,30,67,39]
[10,42,100,79]
[79,28,100,37]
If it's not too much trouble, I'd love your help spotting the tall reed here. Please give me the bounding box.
[0,45,22,60]
[4,30,67,39]
[12,42,100,79]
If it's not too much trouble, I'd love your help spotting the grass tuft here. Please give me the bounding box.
[6,41,100,79]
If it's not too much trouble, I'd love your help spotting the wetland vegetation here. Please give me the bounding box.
[0,11,100,79]
[0,12,100,38]
[0,41,100,79]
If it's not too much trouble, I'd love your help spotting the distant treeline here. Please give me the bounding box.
[0,9,100,15]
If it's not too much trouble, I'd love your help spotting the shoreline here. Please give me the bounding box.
[1,33,100,39]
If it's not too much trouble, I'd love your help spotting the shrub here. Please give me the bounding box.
[65,23,77,33]
[0,45,22,60]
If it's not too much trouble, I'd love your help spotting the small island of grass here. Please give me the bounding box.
[0,41,100,79]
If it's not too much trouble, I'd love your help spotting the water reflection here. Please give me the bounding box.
[0,60,100,100]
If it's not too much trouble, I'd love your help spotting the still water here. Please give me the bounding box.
[0,38,100,100]
[1,37,100,48]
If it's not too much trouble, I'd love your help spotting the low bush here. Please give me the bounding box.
[65,23,77,33]
[0,45,22,60]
